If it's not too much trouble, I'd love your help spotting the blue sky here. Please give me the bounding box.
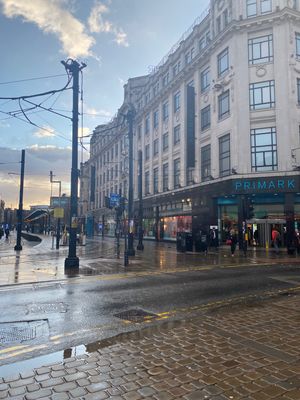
[0,0,210,208]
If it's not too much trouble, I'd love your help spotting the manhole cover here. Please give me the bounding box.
[28,303,67,313]
[0,320,49,344]
[114,309,158,323]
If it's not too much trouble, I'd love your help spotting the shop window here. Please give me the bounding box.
[249,80,275,110]
[201,105,211,131]
[218,90,230,120]
[248,34,273,65]
[219,134,231,177]
[201,144,211,181]
[217,47,229,77]
[251,127,277,171]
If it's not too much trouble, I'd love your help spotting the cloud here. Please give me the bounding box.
[33,126,55,138]
[0,0,95,58]
[84,106,112,118]
[88,1,128,47]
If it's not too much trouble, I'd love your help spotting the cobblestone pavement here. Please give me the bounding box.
[0,292,299,399]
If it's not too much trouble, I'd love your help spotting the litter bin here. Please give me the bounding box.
[176,232,186,252]
[185,233,193,252]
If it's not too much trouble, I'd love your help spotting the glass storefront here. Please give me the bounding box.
[143,218,156,239]
[161,216,192,241]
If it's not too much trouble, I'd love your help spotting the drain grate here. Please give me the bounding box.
[114,309,158,323]
[28,303,67,313]
[0,320,49,344]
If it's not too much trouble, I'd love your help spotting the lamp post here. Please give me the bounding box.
[50,171,62,250]
[62,59,86,270]
[126,107,135,256]
[14,149,25,251]
[137,150,144,250]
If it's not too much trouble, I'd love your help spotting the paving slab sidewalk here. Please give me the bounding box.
[0,292,299,399]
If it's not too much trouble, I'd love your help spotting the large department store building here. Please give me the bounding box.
[83,0,300,248]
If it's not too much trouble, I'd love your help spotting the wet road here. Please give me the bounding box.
[1,260,300,368]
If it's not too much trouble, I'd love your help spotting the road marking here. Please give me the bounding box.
[0,344,48,360]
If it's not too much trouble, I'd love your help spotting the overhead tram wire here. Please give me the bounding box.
[0,73,67,86]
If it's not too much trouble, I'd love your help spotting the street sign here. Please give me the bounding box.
[54,207,64,218]
[110,193,120,207]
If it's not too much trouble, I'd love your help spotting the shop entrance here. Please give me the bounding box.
[247,219,286,248]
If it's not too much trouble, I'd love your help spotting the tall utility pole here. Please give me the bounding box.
[62,59,86,270]
[137,150,144,251]
[126,108,135,256]
[14,149,25,251]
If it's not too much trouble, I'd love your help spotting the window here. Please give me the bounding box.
[145,115,150,135]
[247,0,257,17]
[251,127,277,171]
[201,145,211,181]
[153,82,159,97]
[163,72,169,87]
[174,91,181,112]
[201,105,211,131]
[153,109,159,129]
[217,47,229,76]
[162,133,169,151]
[216,16,221,34]
[185,47,195,65]
[145,171,150,194]
[115,143,118,156]
[223,9,229,26]
[162,101,169,121]
[174,158,180,188]
[153,138,159,156]
[248,34,273,64]
[199,30,210,51]
[145,91,150,104]
[173,60,181,77]
[297,78,300,104]
[296,33,300,58]
[200,67,210,92]
[218,90,230,119]
[153,168,159,194]
[249,80,275,110]
[111,148,114,160]
[261,0,272,13]
[115,165,118,178]
[137,125,142,140]
[145,144,150,161]
[219,134,231,177]
[163,163,169,191]
[174,125,180,145]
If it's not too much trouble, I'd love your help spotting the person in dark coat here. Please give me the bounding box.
[229,229,238,256]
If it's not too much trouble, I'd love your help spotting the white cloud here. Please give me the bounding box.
[33,126,55,138]
[85,106,112,118]
[88,1,128,47]
[0,0,95,58]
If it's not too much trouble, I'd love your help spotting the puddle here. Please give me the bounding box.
[0,344,86,378]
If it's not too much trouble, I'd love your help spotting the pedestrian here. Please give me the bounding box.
[229,228,238,257]
[254,229,259,246]
[271,227,280,254]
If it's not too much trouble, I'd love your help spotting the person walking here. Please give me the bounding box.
[272,227,280,255]
[229,229,238,257]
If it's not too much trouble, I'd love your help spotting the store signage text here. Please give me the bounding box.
[234,178,297,193]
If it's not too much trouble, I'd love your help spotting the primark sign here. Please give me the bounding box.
[233,176,299,193]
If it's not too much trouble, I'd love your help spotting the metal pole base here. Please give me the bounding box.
[124,251,129,266]
[14,245,22,251]
[64,256,79,269]
[128,233,135,256]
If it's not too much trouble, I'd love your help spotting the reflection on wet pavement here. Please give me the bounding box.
[1,232,300,285]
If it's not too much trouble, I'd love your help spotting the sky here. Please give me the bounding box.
[0,0,210,209]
